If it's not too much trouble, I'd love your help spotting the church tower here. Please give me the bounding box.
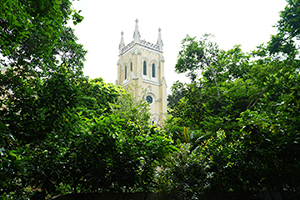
[116,19,167,124]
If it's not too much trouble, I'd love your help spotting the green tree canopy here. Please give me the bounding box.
[0,0,86,198]
[164,1,300,197]
[169,34,252,135]
[265,0,300,57]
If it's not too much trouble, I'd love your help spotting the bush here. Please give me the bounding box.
[156,143,209,200]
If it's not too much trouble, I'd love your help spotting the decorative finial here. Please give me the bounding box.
[133,19,141,43]
[157,28,163,51]
[119,31,125,54]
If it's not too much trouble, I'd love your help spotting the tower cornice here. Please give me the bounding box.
[120,41,163,56]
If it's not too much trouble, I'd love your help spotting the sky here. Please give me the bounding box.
[70,0,288,90]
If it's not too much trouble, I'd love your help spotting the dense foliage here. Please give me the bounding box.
[0,1,174,199]
[1,0,86,198]
[163,0,300,199]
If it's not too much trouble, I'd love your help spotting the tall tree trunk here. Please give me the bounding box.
[208,64,220,100]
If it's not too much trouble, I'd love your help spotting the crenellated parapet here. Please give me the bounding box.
[119,19,163,55]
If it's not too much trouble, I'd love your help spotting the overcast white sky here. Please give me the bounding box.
[70,0,287,89]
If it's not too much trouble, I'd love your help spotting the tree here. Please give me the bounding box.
[110,85,152,128]
[175,34,221,99]
[266,0,300,57]
[75,77,122,119]
[160,1,300,198]
[0,0,86,198]
[0,0,83,59]
[237,58,300,198]
[237,2,300,195]
[169,35,252,135]
[45,81,175,196]
[164,56,300,198]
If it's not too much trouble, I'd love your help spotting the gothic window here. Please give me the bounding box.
[130,62,133,71]
[125,66,127,80]
[152,63,155,78]
[143,61,147,75]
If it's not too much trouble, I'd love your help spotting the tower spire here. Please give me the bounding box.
[119,31,125,54]
[157,28,163,51]
[133,19,141,43]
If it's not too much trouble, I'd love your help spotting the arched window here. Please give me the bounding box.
[130,62,133,71]
[152,63,155,78]
[143,61,147,75]
[125,66,127,80]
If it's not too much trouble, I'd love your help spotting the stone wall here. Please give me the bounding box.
[52,191,286,200]
[52,192,175,200]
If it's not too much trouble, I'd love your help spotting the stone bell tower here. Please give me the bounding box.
[116,19,167,124]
